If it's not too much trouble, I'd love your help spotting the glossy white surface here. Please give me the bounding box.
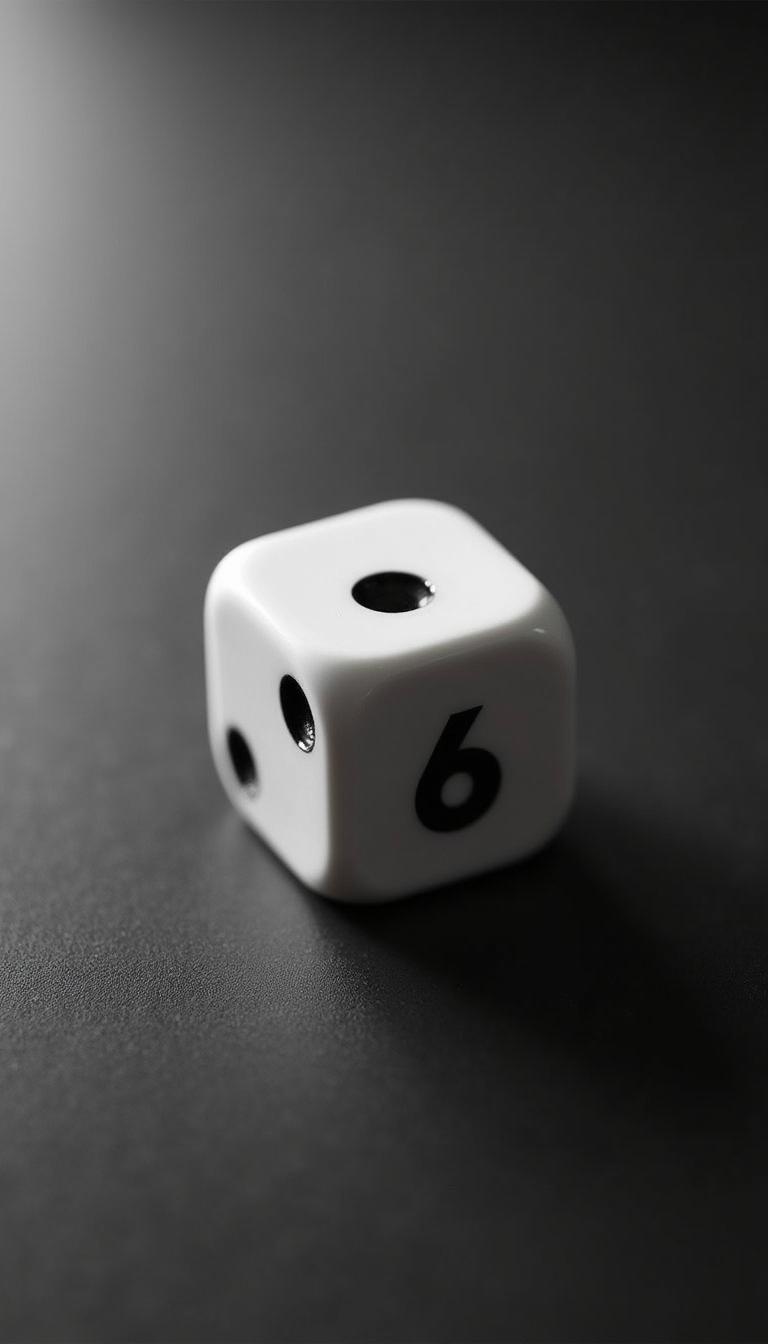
[205,499,576,900]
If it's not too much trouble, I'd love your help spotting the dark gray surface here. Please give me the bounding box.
[2,4,768,1340]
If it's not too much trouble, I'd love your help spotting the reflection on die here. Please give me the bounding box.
[204,499,575,902]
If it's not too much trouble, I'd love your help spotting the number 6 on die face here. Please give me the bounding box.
[415,707,501,833]
[204,499,575,902]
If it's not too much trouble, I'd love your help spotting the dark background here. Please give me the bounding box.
[2,3,768,1340]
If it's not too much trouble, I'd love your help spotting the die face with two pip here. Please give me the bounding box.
[204,499,575,902]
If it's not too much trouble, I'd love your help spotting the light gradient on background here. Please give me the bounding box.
[1,5,767,1341]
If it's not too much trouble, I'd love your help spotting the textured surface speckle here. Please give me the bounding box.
[1,4,767,1340]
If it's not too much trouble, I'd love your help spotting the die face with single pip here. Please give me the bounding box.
[204,499,575,902]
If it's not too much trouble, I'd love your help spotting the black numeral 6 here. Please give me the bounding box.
[415,706,501,833]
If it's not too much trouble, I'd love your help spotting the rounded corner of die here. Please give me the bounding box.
[297,833,400,903]
[308,868,408,906]
[390,496,477,528]
[203,565,237,643]
[537,775,578,853]
[528,590,576,666]
[203,557,226,611]
[204,545,246,613]
[295,855,351,903]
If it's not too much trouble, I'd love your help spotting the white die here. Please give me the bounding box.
[204,499,575,902]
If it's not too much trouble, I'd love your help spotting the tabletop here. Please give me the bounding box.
[2,4,768,1341]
